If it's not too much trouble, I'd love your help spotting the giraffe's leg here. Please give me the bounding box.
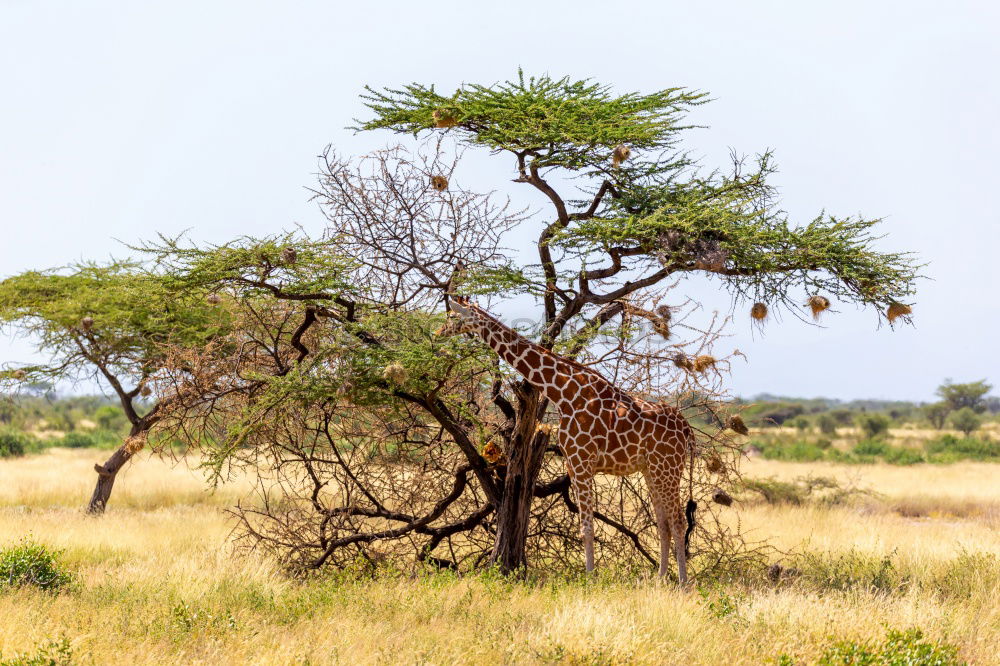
[670,500,689,587]
[571,474,596,573]
[648,465,689,586]
[642,469,671,578]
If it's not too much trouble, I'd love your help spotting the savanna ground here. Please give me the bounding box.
[1,446,998,665]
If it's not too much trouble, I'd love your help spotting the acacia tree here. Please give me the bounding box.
[138,74,919,577]
[349,72,918,572]
[0,261,225,512]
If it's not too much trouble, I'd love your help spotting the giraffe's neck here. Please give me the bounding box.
[463,305,612,409]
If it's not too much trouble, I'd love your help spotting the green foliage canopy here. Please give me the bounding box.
[0,260,225,389]
[359,71,921,325]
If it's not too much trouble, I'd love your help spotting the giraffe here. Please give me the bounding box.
[436,295,696,583]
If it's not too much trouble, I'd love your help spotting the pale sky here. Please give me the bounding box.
[1,0,998,402]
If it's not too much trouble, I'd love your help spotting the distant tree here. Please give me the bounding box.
[817,413,839,436]
[758,403,806,426]
[983,396,1000,414]
[949,407,981,437]
[936,379,992,413]
[922,402,951,430]
[828,408,856,426]
[93,405,128,432]
[856,412,891,439]
[0,259,226,512]
[791,416,810,432]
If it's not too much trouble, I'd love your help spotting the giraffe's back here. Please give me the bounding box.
[574,398,691,475]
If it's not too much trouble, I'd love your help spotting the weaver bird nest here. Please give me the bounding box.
[727,414,749,436]
[382,362,408,385]
[887,302,912,323]
[807,295,831,320]
[281,247,297,264]
[672,353,694,372]
[430,175,449,192]
[692,355,717,373]
[481,441,503,464]
[432,109,458,128]
[124,433,147,455]
[712,489,734,507]
[611,144,631,167]
[750,302,768,321]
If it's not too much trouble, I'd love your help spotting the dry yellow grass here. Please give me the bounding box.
[0,449,997,665]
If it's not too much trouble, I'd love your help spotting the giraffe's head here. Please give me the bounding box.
[434,296,477,337]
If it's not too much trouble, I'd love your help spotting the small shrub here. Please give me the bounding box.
[817,628,962,666]
[741,478,806,505]
[0,428,32,458]
[932,551,1000,599]
[0,637,73,666]
[853,439,890,456]
[925,435,1000,461]
[757,439,827,462]
[817,413,839,435]
[949,407,981,437]
[856,412,891,439]
[791,416,810,432]
[0,539,74,592]
[883,446,924,465]
[93,404,128,432]
[59,431,97,448]
[794,549,909,595]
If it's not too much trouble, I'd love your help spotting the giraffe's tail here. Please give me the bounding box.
[683,430,697,559]
[684,499,696,560]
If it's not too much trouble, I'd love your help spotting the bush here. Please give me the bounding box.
[93,404,128,432]
[791,416,810,432]
[0,637,73,666]
[925,435,1000,462]
[0,539,74,592]
[58,431,97,448]
[0,428,32,458]
[856,412,891,439]
[795,549,908,595]
[949,407,980,437]
[817,413,839,435]
[883,446,925,465]
[757,439,827,462]
[853,438,890,456]
[741,478,806,505]
[816,628,962,666]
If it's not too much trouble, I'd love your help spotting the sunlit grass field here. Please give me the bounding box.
[1,449,998,664]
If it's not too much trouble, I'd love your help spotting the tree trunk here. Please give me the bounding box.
[86,426,142,514]
[490,391,549,574]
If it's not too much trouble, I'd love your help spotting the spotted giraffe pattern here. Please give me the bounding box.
[438,297,694,583]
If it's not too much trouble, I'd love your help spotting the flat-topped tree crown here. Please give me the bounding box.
[357,69,707,172]
[359,71,920,326]
[0,261,225,386]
